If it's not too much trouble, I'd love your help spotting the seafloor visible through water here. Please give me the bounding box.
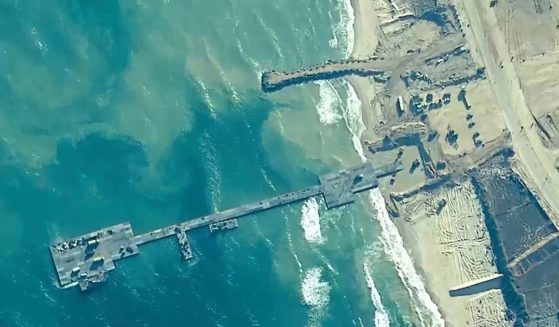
[0,0,437,326]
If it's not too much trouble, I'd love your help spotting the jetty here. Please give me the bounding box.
[261,58,397,92]
[50,162,401,291]
[261,36,466,92]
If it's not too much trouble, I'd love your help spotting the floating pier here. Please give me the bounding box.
[49,223,140,291]
[209,219,238,233]
[50,162,401,291]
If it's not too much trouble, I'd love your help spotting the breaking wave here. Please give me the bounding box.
[334,25,389,321]
[369,189,444,326]
[330,0,355,58]
[302,267,331,327]
[195,79,217,119]
[338,57,441,324]
[301,267,331,306]
[328,8,339,49]
[323,0,442,325]
[255,12,285,63]
[363,263,391,327]
[300,197,325,244]
[340,80,366,162]
[314,81,342,125]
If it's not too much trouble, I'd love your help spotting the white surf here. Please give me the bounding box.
[340,80,367,162]
[363,263,391,327]
[300,197,325,245]
[302,267,331,327]
[314,81,342,125]
[369,189,444,326]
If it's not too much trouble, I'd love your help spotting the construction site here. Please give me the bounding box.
[43,0,559,325]
[260,0,559,325]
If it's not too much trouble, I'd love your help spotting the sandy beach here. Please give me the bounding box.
[349,0,379,58]
[348,1,511,326]
[347,0,449,323]
[348,0,382,142]
[395,182,510,327]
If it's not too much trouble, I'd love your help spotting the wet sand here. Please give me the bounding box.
[348,0,382,141]
[350,0,379,58]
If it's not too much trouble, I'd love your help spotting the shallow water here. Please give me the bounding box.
[0,0,432,325]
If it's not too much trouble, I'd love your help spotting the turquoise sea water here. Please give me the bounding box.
[0,0,434,326]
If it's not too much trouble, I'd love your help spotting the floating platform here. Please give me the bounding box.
[209,219,238,233]
[50,162,401,291]
[50,223,139,291]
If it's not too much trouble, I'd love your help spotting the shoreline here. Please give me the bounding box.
[348,0,379,59]
[347,0,382,143]
[393,183,511,327]
[345,0,451,325]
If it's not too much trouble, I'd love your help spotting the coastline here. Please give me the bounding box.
[348,0,379,58]
[342,4,511,317]
[394,183,511,327]
[345,0,450,325]
[347,0,382,143]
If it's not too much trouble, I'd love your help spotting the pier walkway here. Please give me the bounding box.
[50,162,401,291]
[134,184,323,245]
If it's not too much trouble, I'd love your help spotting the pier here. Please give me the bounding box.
[50,162,401,291]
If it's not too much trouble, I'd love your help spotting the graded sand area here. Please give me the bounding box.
[518,52,559,119]
[426,80,507,157]
[493,0,558,60]
[396,181,511,327]
[493,0,559,148]
[516,52,559,148]
[368,145,427,193]
[454,0,559,230]
[378,18,442,57]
